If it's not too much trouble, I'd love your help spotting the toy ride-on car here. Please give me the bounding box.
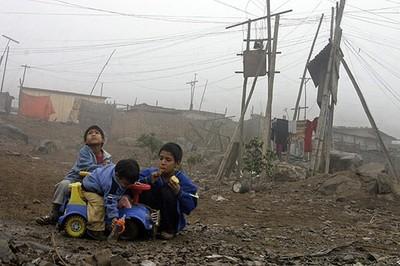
[57,176,159,240]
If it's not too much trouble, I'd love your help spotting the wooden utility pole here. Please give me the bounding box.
[238,21,251,171]
[312,0,345,175]
[198,80,208,111]
[324,7,337,174]
[0,35,19,93]
[216,59,266,180]
[302,77,311,120]
[0,34,19,68]
[20,64,30,87]
[0,47,9,93]
[293,14,324,121]
[186,73,198,111]
[341,58,399,181]
[90,49,116,96]
[263,14,280,151]
[216,9,291,180]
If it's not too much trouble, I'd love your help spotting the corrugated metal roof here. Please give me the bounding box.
[21,86,107,100]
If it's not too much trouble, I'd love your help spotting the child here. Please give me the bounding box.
[139,142,198,240]
[82,159,140,240]
[36,125,112,225]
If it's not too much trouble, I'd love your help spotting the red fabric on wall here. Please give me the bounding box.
[19,92,55,120]
[304,117,318,153]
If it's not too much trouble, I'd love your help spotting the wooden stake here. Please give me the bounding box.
[341,57,399,181]
[293,14,324,121]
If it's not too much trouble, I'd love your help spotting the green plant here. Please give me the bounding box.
[243,137,276,178]
[136,133,163,158]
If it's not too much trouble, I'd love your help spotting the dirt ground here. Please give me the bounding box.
[1,114,400,266]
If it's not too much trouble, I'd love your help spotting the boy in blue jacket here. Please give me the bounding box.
[36,125,112,225]
[82,159,140,240]
[139,142,198,240]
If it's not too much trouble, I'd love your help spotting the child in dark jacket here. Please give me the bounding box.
[82,159,140,240]
[139,142,198,240]
[36,125,112,225]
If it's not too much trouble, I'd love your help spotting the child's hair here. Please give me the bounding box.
[159,142,183,163]
[84,125,105,142]
[115,159,140,184]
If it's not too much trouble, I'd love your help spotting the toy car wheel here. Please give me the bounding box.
[64,215,86,238]
[121,219,141,240]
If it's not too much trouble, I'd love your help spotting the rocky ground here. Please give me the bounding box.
[1,114,400,266]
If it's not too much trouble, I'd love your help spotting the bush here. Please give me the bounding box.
[243,137,276,178]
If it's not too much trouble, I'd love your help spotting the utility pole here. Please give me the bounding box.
[216,8,292,180]
[198,79,208,111]
[186,73,198,111]
[90,49,116,96]
[100,82,104,96]
[312,0,345,175]
[293,14,324,121]
[0,35,19,93]
[20,64,30,87]
[301,77,311,120]
[0,35,19,67]
[1,47,9,93]
[263,14,280,152]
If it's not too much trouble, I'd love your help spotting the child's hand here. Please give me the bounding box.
[168,179,180,195]
[151,171,161,184]
[111,218,118,227]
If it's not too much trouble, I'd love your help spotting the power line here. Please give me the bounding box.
[344,39,400,108]
[213,0,257,17]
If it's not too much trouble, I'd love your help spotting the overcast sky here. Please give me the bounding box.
[1,0,400,137]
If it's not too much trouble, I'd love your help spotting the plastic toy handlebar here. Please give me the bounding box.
[127,182,151,204]
[79,171,90,177]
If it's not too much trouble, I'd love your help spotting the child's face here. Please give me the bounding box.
[118,177,131,189]
[159,150,178,175]
[85,128,103,146]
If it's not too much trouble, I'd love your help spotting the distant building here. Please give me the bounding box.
[333,126,396,152]
[19,87,107,123]
[128,103,226,120]
[111,103,233,147]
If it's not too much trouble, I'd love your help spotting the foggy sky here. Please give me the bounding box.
[1,0,400,137]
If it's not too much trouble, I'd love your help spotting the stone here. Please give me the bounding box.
[318,174,362,197]
[36,140,59,154]
[111,255,132,266]
[140,260,156,266]
[343,254,354,262]
[0,123,29,143]
[0,238,15,264]
[330,150,362,172]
